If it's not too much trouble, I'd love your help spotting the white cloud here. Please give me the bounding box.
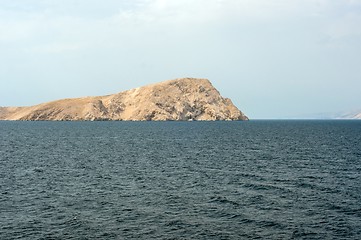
[1,0,357,43]
[0,0,358,63]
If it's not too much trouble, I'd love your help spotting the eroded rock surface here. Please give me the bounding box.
[0,78,248,121]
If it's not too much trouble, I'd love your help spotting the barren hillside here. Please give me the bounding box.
[0,78,248,121]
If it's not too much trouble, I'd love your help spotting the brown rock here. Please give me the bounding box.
[0,78,248,121]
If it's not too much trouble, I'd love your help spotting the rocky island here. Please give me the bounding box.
[0,78,248,121]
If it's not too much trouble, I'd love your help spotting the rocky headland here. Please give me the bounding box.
[0,78,248,121]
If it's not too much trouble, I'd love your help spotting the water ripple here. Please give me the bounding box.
[1,120,361,239]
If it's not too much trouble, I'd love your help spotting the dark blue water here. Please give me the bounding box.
[1,121,361,239]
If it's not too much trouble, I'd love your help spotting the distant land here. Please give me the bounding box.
[306,110,361,120]
[335,111,361,120]
[288,110,361,120]
[0,78,248,121]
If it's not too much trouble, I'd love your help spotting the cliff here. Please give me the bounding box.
[0,78,248,121]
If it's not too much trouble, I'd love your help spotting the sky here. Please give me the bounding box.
[0,0,360,119]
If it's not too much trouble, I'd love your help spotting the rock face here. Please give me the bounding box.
[0,78,248,121]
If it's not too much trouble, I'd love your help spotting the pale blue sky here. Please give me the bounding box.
[1,0,360,119]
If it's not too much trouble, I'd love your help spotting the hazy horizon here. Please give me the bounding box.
[1,0,360,119]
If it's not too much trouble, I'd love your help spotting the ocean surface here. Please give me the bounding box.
[1,120,361,239]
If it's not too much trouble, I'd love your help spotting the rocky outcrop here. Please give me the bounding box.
[0,78,248,121]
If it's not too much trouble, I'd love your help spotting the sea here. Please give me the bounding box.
[0,120,360,239]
